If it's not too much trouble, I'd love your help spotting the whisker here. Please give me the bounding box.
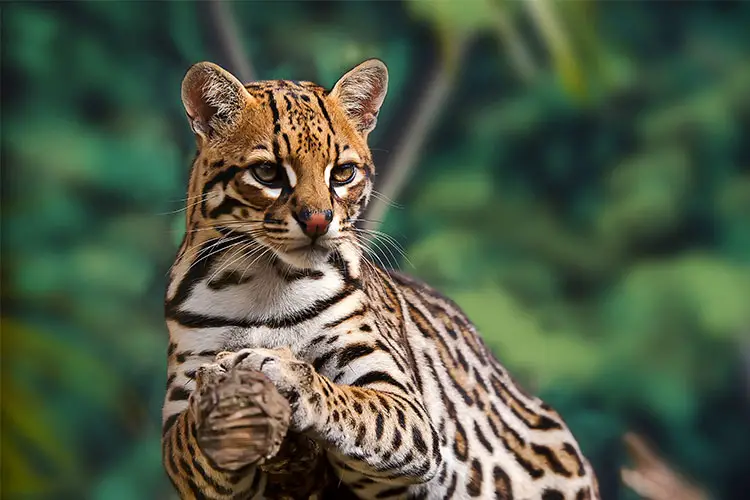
[355,233,394,276]
[166,192,213,203]
[364,233,399,271]
[350,238,386,279]
[206,240,259,284]
[238,245,272,282]
[369,190,403,209]
[354,227,414,269]
[156,192,215,215]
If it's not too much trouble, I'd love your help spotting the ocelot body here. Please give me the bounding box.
[162,59,600,499]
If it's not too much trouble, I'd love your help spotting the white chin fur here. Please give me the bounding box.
[274,245,331,270]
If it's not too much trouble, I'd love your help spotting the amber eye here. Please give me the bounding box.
[331,163,357,185]
[250,163,282,186]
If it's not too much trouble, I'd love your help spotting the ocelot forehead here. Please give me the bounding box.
[238,80,369,179]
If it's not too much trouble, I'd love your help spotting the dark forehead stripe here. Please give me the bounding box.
[314,94,335,131]
[334,142,341,165]
[267,91,281,133]
[266,90,283,163]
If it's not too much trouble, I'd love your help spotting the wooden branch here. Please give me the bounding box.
[493,6,538,82]
[621,432,709,500]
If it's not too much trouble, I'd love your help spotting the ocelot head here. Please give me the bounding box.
[180,59,388,269]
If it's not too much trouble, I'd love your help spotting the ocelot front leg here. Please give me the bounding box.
[216,347,443,494]
[162,360,273,499]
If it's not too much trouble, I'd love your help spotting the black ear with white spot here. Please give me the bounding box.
[330,59,389,136]
[181,62,253,141]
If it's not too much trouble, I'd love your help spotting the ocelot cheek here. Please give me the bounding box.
[232,179,277,210]
[343,181,366,206]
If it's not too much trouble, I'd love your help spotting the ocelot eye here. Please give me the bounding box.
[331,163,357,185]
[250,163,282,187]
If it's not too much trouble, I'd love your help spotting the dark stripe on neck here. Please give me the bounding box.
[165,234,248,316]
[166,284,357,330]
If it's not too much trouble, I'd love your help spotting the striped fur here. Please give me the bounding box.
[162,60,600,499]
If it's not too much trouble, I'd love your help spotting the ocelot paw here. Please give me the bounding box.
[216,347,318,431]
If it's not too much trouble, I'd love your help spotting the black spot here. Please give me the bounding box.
[563,442,587,477]
[396,408,406,429]
[493,466,513,499]
[467,458,483,497]
[376,394,391,411]
[375,414,384,439]
[313,350,336,371]
[445,472,458,497]
[453,421,469,462]
[391,429,402,450]
[351,371,408,393]
[308,393,321,407]
[542,490,564,500]
[169,387,190,401]
[412,426,428,454]
[532,444,572,477]
[473,420,494,453]
[162,414,179,436]
[355,425,367,446]
[375,486,408,498]
[337,342,375,368]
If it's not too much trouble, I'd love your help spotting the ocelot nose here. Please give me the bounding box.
[295,208,332,239]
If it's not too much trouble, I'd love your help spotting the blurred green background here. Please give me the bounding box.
[2,1,750,499]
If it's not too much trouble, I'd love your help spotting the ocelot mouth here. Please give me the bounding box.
[276,241,332,270]
[287,244,329,257]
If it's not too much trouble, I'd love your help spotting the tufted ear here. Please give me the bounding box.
[181,62,253,141]
[330,59,388,137]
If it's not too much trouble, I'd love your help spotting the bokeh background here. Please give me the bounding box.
[3,1,750,499]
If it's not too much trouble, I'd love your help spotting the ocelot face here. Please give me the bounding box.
[181,59,388,268]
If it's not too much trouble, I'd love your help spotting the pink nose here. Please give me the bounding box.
[296,209,332,239]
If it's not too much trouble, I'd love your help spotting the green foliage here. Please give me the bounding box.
[3,2,750,499]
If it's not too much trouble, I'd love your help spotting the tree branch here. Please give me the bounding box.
[363,36,472,232]
[206,0,255,82]
[621,432,709,500]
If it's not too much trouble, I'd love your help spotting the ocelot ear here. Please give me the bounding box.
[330,59,388,137]
[181,62,253,141]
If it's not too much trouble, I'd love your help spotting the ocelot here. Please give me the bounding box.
[162,59,601,499]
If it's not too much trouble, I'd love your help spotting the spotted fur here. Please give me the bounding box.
[162,59,600,499]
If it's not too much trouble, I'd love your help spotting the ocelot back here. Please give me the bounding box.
[162,59,600,499]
